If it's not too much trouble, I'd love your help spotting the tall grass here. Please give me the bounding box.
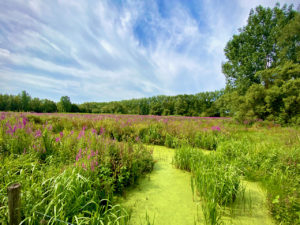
[174,146,241,224]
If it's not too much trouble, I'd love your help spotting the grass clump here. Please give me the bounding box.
[174,146,241,224]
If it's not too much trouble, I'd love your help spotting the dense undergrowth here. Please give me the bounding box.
[173,132,299,224]
[0,112,299,224]
[0,112,154,224]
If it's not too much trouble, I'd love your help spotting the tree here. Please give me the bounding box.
[71,104,80,113]
[277,13,300,63]
[20,90,31,111]
[174,96,188,115]
[222,4,297,93]
[58,96,72,112]
[30,98,42,112]
[42,99,57,112]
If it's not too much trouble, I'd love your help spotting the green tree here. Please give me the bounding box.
[58,96,72,112]
[19,90,31,111]
[278,13,300,63]
[42,99,57,112]
[30,97,42,112]
[222,4,296,93]
[150,102,163,115]
[174,96,188,115]
[280,78,300,123]
[71,103,80,113]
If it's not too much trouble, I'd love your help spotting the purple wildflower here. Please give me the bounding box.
[70,130,74,135]
[77,130,85,139]
[35,129,42,138]
[99,127,105,135]
[0,112,5,120]
[76,149,82,161]
[91,161,95,171]
[22,117,27,127]
[211,126,221,131]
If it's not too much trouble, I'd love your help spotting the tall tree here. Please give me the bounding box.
[58,96,72,112]
[42,99,57,112]
[20,90,31,111]
[222,4,296,93]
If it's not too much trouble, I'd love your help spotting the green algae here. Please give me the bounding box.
[120,145,202,225]
[120,145,274,225]
[222,180,274,225]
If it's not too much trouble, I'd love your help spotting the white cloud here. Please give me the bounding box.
[0,0,294,102]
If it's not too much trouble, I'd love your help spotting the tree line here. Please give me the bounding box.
[0,93,79,113]
[0,3,299,124]
[0,90,224,117]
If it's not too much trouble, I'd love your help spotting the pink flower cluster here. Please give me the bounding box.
[211,126,221,131]
[75,148,99,172]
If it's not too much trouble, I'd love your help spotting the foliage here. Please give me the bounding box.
[222,4,297,92]
[219,4,299,124]
[174,147,241,224]
[0,112,154,224]
[57,96,72,113]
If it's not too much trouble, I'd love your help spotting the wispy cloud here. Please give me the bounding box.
[0,0,296,103]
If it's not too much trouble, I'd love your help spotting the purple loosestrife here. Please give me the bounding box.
[211,126,221,131]
[22,117,27,127]
[77,130,85,139]
[6,123,17,136]
[35,129,42,138]
[0,112,6,120]
[26,127,32,134]
[91,160,96,171]
[100,127,105,135]
[76,149,82,161]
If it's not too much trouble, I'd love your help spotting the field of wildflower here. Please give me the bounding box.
[0,112,299,224]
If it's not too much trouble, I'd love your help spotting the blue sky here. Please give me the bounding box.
[0,0,298,103]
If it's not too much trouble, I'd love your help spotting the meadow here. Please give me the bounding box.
[0,112,299,224]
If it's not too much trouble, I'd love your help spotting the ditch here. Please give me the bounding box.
[120,145,274,225]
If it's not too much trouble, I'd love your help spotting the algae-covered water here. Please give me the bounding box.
[120,145,201,224]
[120,145,274,225]
[222,180,274,225]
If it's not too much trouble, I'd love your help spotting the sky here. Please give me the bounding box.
[0,0,298,103]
